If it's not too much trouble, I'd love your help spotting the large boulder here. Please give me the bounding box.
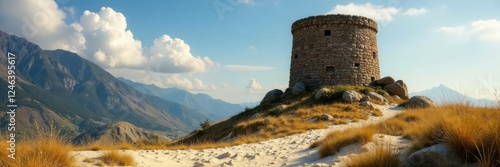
[342,90,363,103]
[384,82,409,100]
[403,96,436,109]
[405,144,466,167]
[315,88,330,100]
[396,80,408,91]
[367,92,388,103]
[375,76,395,87]
[260,89,283,104]
[292,82,306,95]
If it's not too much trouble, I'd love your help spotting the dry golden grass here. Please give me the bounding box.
[312,104,500,165]
[313,125,377,158]
[99,150,135,166]
[173,85,385,150]
[343,146,401,167]
[0,125,76,167]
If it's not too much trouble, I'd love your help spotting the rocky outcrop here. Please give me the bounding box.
[342,90,363,103]
[367,92,388,103]
[375,76,395,86]
[384,82,408,100]
[261,89,283,104]
[371,76,409,100]
[292,82,306,95]
[402,96,436,109]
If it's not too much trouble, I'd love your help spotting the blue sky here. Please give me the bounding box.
[1,0,499,103]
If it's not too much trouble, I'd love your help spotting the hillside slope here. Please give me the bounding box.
[0,31,207,139]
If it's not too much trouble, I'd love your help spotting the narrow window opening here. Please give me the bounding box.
[372,52,377,59]
[324,30,331,36]
[326,66,335,73]
[294,54,298,59]
[354,63,360,67]
[371,77,375,82]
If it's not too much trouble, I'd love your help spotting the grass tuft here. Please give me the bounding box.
[316,126,377,158]
[343,146,401,167]
[100,150,135,166]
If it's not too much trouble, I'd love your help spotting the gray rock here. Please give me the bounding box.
[375,76,395,86]
[292,82,306,95]
[260,89,283,104]
[405,144,465,167]
[360,96,370,102]
[276,104,287,110]
[361,101,374,108]
[249,113,260,119]
[342,90,363,103]
[391,95,401,100]
[315,88,330,100]
[384,82,409,100]
[319,114,333,121]
[367,92,388,103]
[403,96,436,109]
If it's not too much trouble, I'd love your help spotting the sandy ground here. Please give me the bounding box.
[71,104,405,167]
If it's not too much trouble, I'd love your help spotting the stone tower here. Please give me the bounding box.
[289,14,380,88]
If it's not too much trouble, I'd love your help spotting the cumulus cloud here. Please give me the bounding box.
[225,65,273,71]
[149,35,215,73]
[471,19,500,41]
[76,7,147,69]
[246,78,265,93]
[162,75,216,91]
[403,7,427,16]
[436,19,500,42]
[0,1,217,74]
[0,0,84,52]
[327,3,399,22]
[436,26,465,35]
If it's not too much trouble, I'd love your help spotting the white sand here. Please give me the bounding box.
[72,105,404,167]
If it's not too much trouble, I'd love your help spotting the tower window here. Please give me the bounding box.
[372,52,377,59]
[324,30,331,36]
[371,77,375,82]
[326,66,335,73]
[354,63,360,67]
[294,54,298,59]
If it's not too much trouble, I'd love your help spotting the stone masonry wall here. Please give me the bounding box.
[289,14,380,88]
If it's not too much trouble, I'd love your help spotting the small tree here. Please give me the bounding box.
[199,119,210,129]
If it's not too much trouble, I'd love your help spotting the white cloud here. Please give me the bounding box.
[436,26,465,35]
[471,19,500,42]
[248,45,257,50]
[0,0,84,52]
[76,7,147,69]
[0,1,217,74]
[238,0,255,5]
[403,7,427,16]
[107,68,216,91]
[436,19,500,42]
[225,65,273,71]
[327,3,399,22]
[149,35,215,73]
[246,78,265,93]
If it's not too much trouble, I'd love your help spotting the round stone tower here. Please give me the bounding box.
[289,14,380,88]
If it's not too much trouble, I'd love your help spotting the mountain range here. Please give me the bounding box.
[118,78,244,121]
[410,84,498,106]
[0,31,209,139]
